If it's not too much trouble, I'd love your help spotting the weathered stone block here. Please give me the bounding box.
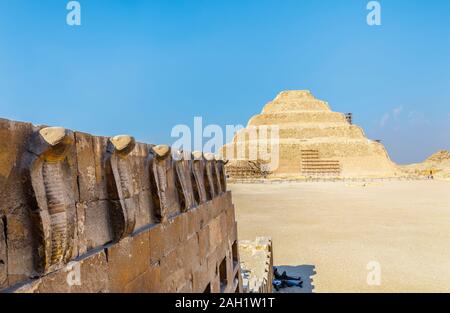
[127,143,150,194]
[74,132,97,202]
[192,152,208,204]
[206,251,218,282]
[162,219,180,257]
[123,270,150,293]
[213,161,223,195]
[84,200,114,251]
[0,119,35,207]
[107,231,149,292]
[186,207,201,238]
[4,208,35,286]
[179,273,193,293]
[192,264,210,292]
[225,245,235,293]
[172,212,188,243]
[0,216,7,289]
[198,201,212,229]
[180,234,200,272]
[204,156,218,198]
[51,251,109,293]
[214,244,230,292]
[92,136,110,201]
[230,221,238,244]
[75,202,87,256]
[210,196,224,220]
[216,160,227,193]
[224,191,233,206]
[209,274,221,293]
[148,224,163,264]
[146,263,161,292]
[225,204,236,239]
[139,144,152,191]
[160,247,186,292]
[208,215,223,251]
[161,268,187,292]
[13,251,109,293]
[177,274,193,293]
[219,211,228,245]
[134,190,152,231]
[197,224,210,262]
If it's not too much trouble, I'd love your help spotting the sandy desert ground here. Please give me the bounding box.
[230,180,450,292]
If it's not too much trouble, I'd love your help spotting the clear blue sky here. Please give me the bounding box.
[0,0,449,164]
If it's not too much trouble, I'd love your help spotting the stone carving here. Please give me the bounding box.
[192,151,209,203]
[222,160,266,179]
[0,117,244,293]
[105,135,137,241]
[204,153,218,198]
[215,155,228,193]
[173,150,197,212]
[148,145,181,221]
[213,156,223,195]
[26,127,76,274]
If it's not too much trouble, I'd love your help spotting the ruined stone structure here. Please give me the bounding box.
[401,150,450,179]
[221,90,397,178]
[224,160,270,180]
[239,237,273,293]
[0,118,241,293]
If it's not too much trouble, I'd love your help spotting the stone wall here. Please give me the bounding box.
[0,118,241,293]
[239,237,273,293]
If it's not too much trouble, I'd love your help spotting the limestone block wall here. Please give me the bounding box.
[239,237,273,293]
[0,118,241,293]
[232,125,366,142]
[248,112,348,126]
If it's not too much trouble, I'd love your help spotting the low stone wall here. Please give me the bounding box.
[0,118,241,293]
[239,237,273,293]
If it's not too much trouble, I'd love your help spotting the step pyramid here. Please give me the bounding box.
[220,90,397,178]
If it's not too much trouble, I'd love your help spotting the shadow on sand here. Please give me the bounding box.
[273,265,317,293]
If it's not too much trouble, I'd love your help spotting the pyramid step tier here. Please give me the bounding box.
[248,112,348,126]
[233,125,365,141]
[262,99,331,113]
[222,139,389,159]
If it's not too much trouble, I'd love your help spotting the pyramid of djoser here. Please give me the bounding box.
[220,90,397,178]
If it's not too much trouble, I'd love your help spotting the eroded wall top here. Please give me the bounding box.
[0,117,239,293]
